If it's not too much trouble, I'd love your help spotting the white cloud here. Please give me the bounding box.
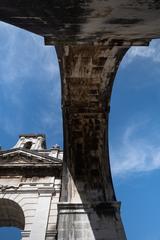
[123,40,160,66]
[0,21,61,140]
[0,21,59,87]
[110,123,160,177]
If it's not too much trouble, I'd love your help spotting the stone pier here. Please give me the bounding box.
[56,45,127,240]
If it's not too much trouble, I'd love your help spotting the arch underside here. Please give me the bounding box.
[0,1,158,239]
[0,199,25,230]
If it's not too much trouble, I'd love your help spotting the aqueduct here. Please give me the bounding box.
[0,1,159,239]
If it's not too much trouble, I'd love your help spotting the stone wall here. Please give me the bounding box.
[0,176,61,240]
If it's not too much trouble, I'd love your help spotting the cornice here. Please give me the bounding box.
[0,148,62,163]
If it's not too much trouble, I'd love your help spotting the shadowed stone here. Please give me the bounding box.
[56,45,127,239]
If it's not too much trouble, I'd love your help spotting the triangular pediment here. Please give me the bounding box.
[0,149,62,166]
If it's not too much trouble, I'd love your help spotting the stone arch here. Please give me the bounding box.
[0,198,25,230]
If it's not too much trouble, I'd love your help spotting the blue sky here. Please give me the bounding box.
[0,21,62,150]
[0,22,160,239]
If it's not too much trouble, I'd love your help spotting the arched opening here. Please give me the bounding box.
[0,199,25,229]
[0,198,24,240]
[23,141,32,149]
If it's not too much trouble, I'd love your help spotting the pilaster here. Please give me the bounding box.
[29,190,53,240]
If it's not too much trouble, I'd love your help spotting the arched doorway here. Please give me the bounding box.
[0,198,25,229]
[0,198,24,240]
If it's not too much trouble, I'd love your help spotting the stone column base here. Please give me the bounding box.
[57,202,126,240]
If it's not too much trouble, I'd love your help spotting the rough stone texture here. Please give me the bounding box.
[56,45,127,239]
[0,135,63,240]
[0,198,25,229]
[0,1,159,44]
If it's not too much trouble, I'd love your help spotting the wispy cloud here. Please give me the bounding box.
[0,21,62,144]
[110,122,160,177]
[123,40,160,66]
[0,21,59,91]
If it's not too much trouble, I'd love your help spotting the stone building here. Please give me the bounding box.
[0,134,63,240]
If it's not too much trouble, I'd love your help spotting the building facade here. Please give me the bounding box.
[0,134,63,240]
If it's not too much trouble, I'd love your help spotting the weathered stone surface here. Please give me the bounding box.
[0,2,156,239]
[56,45,127,239]
[0,1,158,43]
[57,203,126,240]
[0,198,25,229]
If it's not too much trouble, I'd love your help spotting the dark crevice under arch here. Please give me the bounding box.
[0,199,25,230]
